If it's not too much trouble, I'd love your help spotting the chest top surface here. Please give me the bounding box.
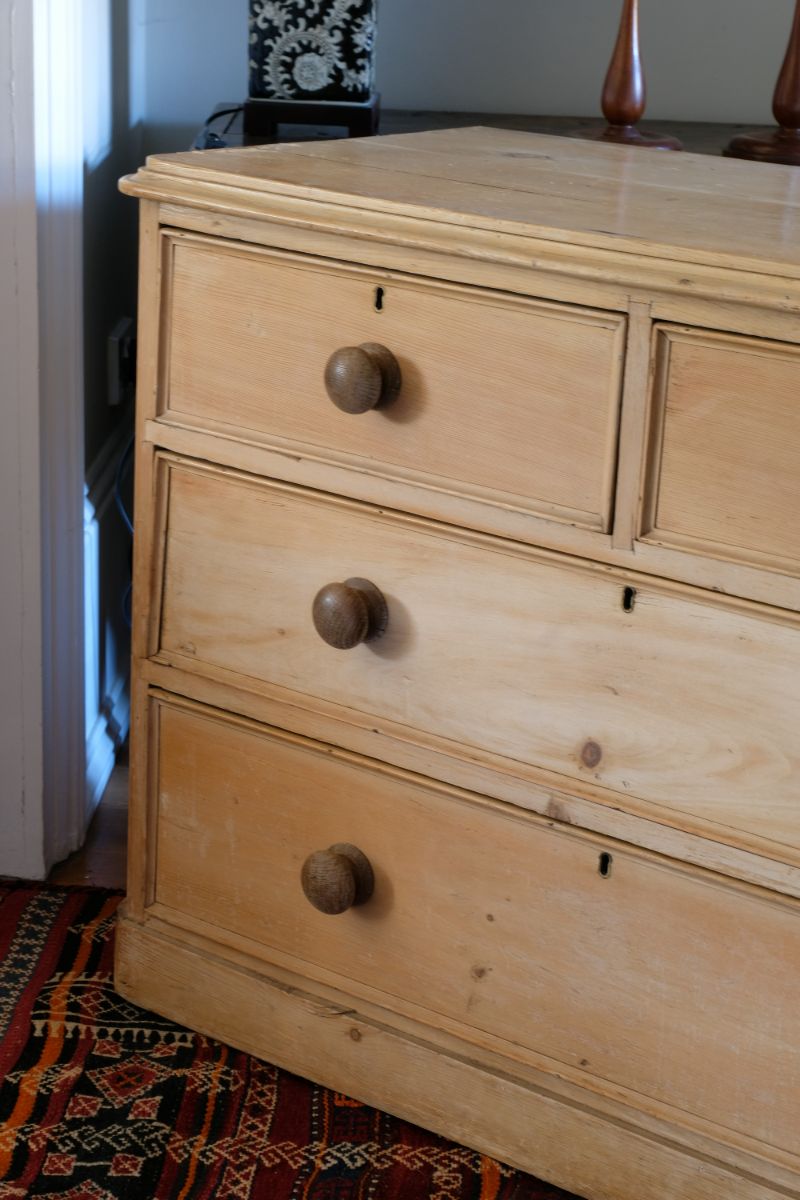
[124,125,800,279]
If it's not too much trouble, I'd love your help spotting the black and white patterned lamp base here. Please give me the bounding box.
[246,0,380,138]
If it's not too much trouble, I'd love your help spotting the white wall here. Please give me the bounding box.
[142,0,244,153]
[139,0,795,154]
[377,0,794,122]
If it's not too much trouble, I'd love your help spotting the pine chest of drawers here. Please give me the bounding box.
[116,129,800,1200]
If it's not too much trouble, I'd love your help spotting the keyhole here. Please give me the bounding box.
[598,852,613,878]
[622,586,636,613]
[374,286,385,312]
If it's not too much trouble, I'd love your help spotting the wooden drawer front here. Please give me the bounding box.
[153,698,800,1153]
[644,325,800,571]
[162,236,625,532]
[157,460,800,855]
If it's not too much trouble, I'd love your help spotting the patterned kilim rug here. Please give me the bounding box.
[0,883,581,1200]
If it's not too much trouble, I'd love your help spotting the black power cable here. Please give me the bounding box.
[114,434,134,536]
[114,434,135,628]
[193,105,244,150]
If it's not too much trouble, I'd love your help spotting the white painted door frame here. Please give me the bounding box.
[0,0,87,877]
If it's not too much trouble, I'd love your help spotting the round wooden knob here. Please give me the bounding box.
[301,843,375,915]
[324,343,401,414]
[312,577,388,649]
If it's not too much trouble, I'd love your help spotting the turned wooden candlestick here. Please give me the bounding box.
[725,0,800,165]
[596,0,682,150]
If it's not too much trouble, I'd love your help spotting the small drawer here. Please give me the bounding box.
[161,234,626,533]
[155,458,800,857]
[152,696,800,1154]
[643,325,800,572]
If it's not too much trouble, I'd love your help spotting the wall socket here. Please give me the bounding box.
[107,317,136,407]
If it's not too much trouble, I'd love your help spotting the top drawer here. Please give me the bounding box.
[160,234,626,533]
[643,325,800,574]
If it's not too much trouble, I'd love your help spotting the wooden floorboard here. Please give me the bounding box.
[49,752,128,890]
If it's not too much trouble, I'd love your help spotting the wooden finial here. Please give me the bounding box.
[725,0,800,165]
[596,0,682,150]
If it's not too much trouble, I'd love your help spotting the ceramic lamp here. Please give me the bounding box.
[245,0,380,138]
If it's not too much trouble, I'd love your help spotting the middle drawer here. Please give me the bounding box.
[155,457,800,856]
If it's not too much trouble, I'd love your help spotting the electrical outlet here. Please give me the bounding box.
[107,317,136,407]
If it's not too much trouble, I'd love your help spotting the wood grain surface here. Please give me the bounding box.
[117,910,800,1200]
[156,459,800,856]
[151,697,800,1155]
[124,127,800,279]
[644,325,800,569]
[163,234,625,532]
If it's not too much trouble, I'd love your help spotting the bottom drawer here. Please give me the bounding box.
[151,694,799,1155]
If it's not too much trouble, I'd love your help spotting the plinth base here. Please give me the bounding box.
[244,95,380,139]
[724,127,800,166]
[595,123,683,150]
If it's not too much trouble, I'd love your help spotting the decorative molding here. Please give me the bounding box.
[0,0,45,878]
[34,0,87,870]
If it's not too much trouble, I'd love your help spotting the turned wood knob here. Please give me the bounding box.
[324,343,401,414]
[301,843,375,914]
[312,577,388,649]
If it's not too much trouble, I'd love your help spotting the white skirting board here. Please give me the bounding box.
[85,420,132,813]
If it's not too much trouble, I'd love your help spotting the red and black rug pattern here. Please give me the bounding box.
[0,883,579,1199]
